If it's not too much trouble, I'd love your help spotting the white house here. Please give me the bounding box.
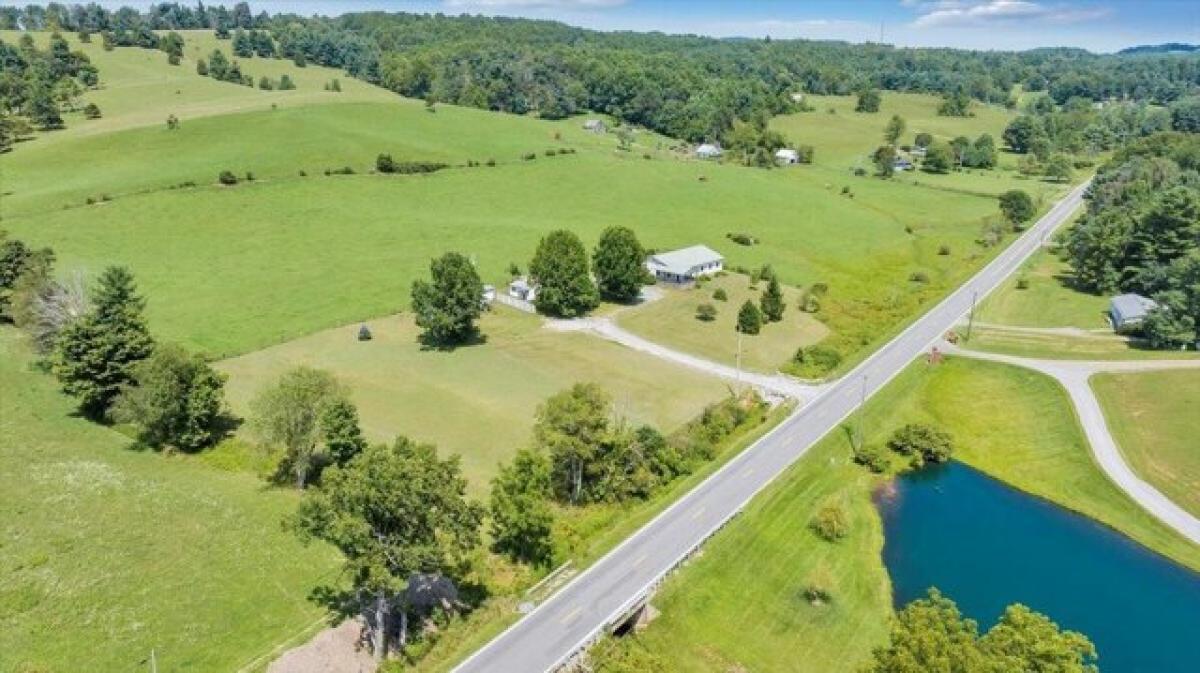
[1109,293,1157,332]
[645,245,724,284]
[776,148,800,165]
[696,143,723,159]
[508,278,538,302]
[893,157,914,171]
[790,92,806,104]
[583,118,606,133]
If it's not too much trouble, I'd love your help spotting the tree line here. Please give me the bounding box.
[5,3,1199,145]
[0,32,96,138]
[1065,131,1200,348]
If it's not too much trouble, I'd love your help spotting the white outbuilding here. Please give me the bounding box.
[696,143,723,159]
[775,148,800,165]
[1109,293,1157,332]
[508,278,538,302]
[645,245,724,284]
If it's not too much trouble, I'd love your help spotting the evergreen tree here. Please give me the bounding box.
[489,448,554,565]
[320,397,367,468]
[27,86,64,130]
[529,230,599,318]
[278,73,296,90]
[410,251,484,345]
[592,226,646,303]
[196,57,208,76]
[736,300,762,335]
[52,266,155,418]
[760,276,785,322]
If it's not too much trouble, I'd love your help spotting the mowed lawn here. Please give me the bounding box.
[963,327,1200,361]
[979,240,1110,328]
[0,330,340,673]
[1092,370,1200,519]
[609,357,1200,672]
[217,307,732,492]
[618,273,829,374]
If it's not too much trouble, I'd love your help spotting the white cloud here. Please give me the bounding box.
[443,0,628,8]
[908,0,1110,28]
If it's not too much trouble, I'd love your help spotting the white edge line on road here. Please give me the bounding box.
[453,182,1089,673]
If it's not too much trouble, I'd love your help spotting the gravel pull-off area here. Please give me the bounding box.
[268,619,377,673]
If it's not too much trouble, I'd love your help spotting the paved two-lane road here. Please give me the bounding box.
[455,181,1090,673]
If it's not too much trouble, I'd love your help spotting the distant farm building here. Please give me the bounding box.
[893,157,914,171]
[509,278,538,302]
[482,284,496,306]
[790,92,805,103]
[909,146,927,157]
[583,119,607,133]
[1109,293,1157,332]
[776,148,800,165]
[646,245,724,284]
[696,143,723,159]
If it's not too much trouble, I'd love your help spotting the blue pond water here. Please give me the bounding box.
[876,462,1200,673]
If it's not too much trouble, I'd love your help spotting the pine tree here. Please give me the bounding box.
[321,397,367,467]
[592,226,646,302]
[736,300,762,335]
[760,276,785,322]
[53,266,155,418]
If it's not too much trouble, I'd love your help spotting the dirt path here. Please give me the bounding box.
[946,343,1200,545]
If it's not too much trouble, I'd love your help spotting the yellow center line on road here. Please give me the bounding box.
[560,605,582,625]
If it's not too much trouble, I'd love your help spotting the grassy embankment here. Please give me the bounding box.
[1092,370,1200,519]
[0,331,340,673]
[598,356,1200,671]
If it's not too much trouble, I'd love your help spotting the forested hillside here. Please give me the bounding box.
[3,2,1199,144]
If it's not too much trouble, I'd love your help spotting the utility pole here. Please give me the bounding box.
[965,289,979,342]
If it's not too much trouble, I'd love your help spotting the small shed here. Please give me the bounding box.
[790,92,806,103]
[583,118,606,133]
[775,148,800,165]
[482,284,496,306]
[509,277,538,302]
[893,158,913,171]
[696,143,723,160]
[1109,293,1157,332]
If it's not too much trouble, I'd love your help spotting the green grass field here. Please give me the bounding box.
[0,329,340,673]
[603,356,1200,671]
[618,274,829,374]
[1092,370,1200,519]
[979,241,1111,328]
[963,327,1199,360]
[217,307,733,492]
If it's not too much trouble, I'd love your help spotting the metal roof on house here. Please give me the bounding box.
[696,143,722,156]
[648,245,724,276]
[1110,293,1157,323]
[776,148,799,159]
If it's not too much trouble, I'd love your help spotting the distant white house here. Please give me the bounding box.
[583,118,606,133]
[790,92,806,104]
[1109,293,1157,332]
[646,245,724,284]
[696,143,723,159]
[776,148,800,165]
[893,157,914,171]
[509,278,538,302]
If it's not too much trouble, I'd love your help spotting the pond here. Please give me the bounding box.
[876,462,1200,673]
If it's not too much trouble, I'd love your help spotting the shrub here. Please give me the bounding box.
[810,282,829,296]
[792,345,842,371]
[887,423,954,468]
[326,166,355,175]
[278,74,296,90]
[522,152,537,161]
[486,158,497,167]
[803,569,834,605]
[244,171,254,182]
[1016,276,1030,290]
[853,167,867,176]
[726,232,757,246]
[218,170,238,185]
[545,149,557,157]
[83,103,101,119]
[643,153,651,160]
[909,271,930,283]
[852,444,889,473]
[298,170,307,177]
[810,504,849,542]
[695,303,717,322]
[938,244,951,256]
[712,288,728,301]
[376,153,396,173]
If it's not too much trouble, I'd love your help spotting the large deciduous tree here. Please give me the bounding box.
[884,114,906,146]
[291,437,483,659]
[489,448,555,565]
[410,251,484,345]
[52,266,155,418]
[534,383,610,504]
[250,366,344,488]
[999,189,1035,228]
[112,343,227,451]
[529,229,599,318]
[592,226,646,303]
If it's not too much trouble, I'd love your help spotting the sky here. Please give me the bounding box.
[73,1,1200,53]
